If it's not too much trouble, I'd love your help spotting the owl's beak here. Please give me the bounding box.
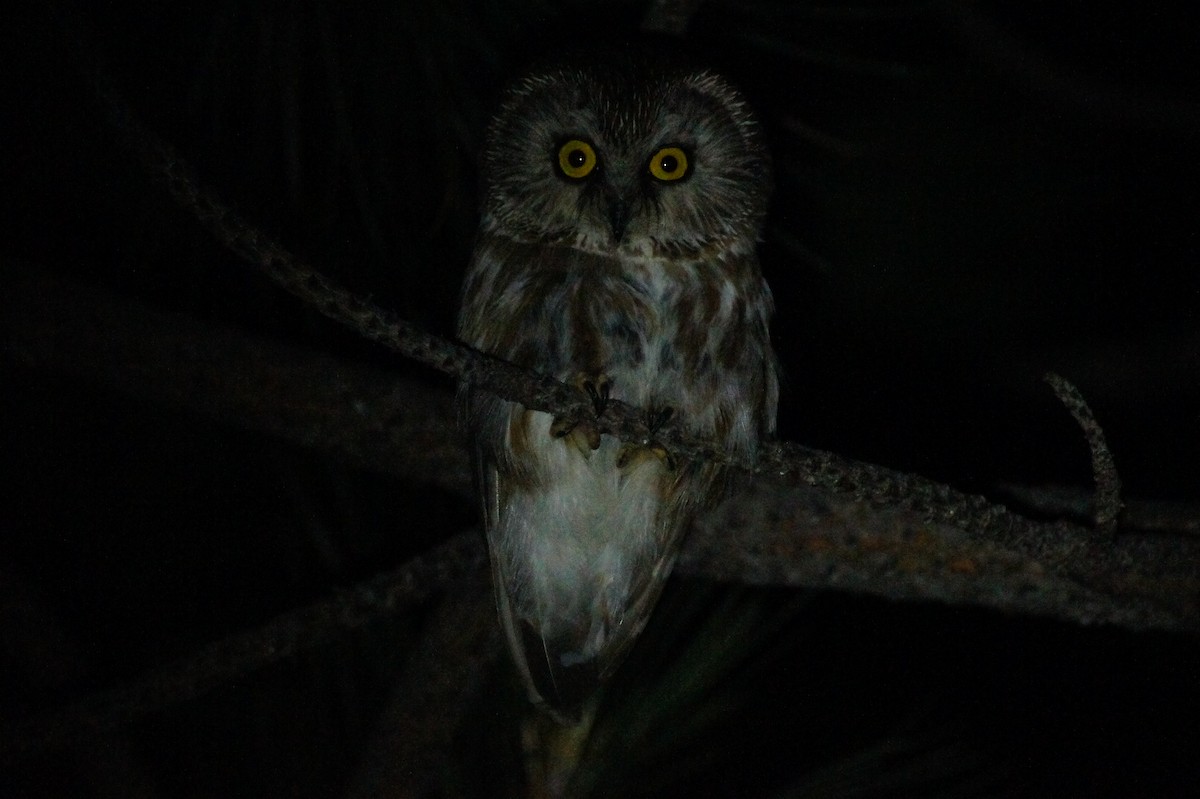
[606,195,631,243]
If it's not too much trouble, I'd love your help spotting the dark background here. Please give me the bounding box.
[3,2,1198,796]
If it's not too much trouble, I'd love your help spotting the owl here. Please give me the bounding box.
[457,51,778,720]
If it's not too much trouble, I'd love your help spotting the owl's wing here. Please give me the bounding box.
[477,452,538,702]
[465,391,578,718]
[474,417,685,721]
[462,386,532,704]
[477,444,603,724]
[597,460,723,674]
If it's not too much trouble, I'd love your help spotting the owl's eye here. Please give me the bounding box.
[557,140,597,179]
[648,146,689,181]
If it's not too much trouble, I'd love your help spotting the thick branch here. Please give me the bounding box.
[343,575,499,799]
[4,267,1197,638]
[2,267,471,495]
[681,478,1198,632]
[2,264,1197,764]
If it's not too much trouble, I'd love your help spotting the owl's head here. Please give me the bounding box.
[481,53,771,259]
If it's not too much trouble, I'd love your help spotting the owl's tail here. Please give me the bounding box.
[487,551,603,723]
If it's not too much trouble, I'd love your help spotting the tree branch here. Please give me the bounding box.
[82,64,1144,551]
[0,531,485,767]
[343,574,499,799]
[681,478,1197,632]
[4,267,1197,641]
[1044,371,1123,533]
[2,267,471,496]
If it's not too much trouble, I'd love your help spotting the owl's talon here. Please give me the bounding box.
[617,405,679,471]
[579,424,601,452]
[551,417,601,456]
[617,441,676,472]
[584,378,611,417]
[567,425,600,456]
[568,373,611,417]
[550,417,575,439]
[652,443,678,472]
[551,373,610,457]
[616,444,634,470]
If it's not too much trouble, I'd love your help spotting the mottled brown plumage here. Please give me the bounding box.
[457,52,778,720]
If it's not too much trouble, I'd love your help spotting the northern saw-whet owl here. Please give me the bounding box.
[457,51,778,720]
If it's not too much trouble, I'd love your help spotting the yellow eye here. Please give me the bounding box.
[649,146,689,181]
[557,140,597,179]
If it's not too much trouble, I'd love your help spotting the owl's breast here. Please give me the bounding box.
[459,236,658,372]
[460,235,771,444]
[634,273,715,405]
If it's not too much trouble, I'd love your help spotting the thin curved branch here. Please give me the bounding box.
[1044,372,1123,533]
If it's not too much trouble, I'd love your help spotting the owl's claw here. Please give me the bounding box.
[617,406,678,472]
[550,373,610,457]
[550,417,600,457]
[584,378,611,417]
[617,441,677,472]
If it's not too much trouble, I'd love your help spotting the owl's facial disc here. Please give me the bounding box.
[484,62,770,257]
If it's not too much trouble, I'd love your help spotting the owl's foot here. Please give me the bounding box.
[616,441,676,472]
[617,407,678,472]
[549,373,611,457]
[550,417,601,457]
[580,375,611,416]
